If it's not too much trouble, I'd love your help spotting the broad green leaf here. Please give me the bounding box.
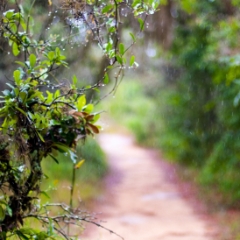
[29,54,36,68]
[84,104,94,113]
[91,113,100,124]
[13,70,21,84]
[48,51,55,60]
[12,42,20,56]
[3,9,15,18]
[77,95,86,111]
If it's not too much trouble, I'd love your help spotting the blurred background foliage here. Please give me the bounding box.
[101,0,240,213]
[42,137,108,203]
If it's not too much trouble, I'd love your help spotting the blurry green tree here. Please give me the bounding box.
[155,0,240,207]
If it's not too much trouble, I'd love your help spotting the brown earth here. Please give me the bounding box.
[82,132,219,240]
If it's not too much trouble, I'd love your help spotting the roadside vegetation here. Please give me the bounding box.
[42,137,108,204]
[103,1,240,238]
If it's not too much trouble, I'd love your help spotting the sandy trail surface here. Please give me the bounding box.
[83,133,217,240]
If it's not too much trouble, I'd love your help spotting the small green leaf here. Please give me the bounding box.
[130,55,135,66]
[48,51,55,60]
[116,55,123,65]
[6,206,12,217]
[0,205,5,221]
[36,131,45,142]
[45,90,53,104]
[40,191,50,199]
[3,9,15,18]
[72,75,78,85]
[75,159,85,169]
[130,33,136,42]
[77,95,86,111]
[15,61,25,67]
[84,104,94,113]
[119,43,125,55]
[102,4,113,14]
[13,70,21,84]
[29,54,36,68]
[54,89,60,98]
[138,18,144,31]
[108,26,116,33]
[2,89,10,96]
[6,83,14,89]
[49,154,59,164]
[12,42,20,56]
[103,73,109,84]
[91,113,100,124]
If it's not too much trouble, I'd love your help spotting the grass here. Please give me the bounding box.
[99,79,159,146]
[41,137,108,205]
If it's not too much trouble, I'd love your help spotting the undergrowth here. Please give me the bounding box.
[41,137,108,203]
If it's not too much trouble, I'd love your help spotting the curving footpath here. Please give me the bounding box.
[83,133,217,240]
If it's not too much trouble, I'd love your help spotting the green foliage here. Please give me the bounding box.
[0,0,159,238]
[102,80,158,145]
[105,0,240,209]
[153,1,240,207]
[43,137,107,183]
[42,137,108,203]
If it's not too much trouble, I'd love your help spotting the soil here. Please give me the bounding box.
[82,132,219,240]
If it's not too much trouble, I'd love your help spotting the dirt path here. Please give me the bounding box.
[83,133,217,240]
